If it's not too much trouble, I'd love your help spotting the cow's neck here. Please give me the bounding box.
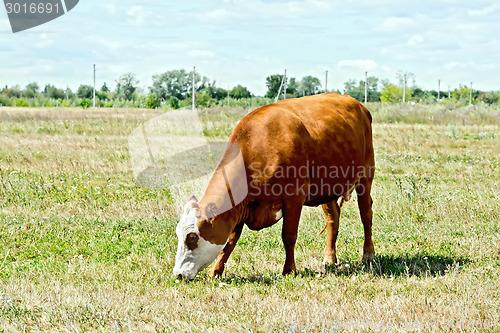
[197,194,249,245]
[196,150,250,244]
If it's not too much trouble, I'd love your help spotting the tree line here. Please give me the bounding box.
[1,69,499,109]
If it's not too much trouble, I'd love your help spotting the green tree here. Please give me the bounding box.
[229,85,252,99]
[265,74,299,99]
[79,98,90,108]
[150,69,191,102]
[380,84,411,103]
[116,73,139,101]
[299,76,321,96]
[286,77,299,97]
[2,87,22,98]
[13,98,29,107]
[23,90,36,99]
[43,84,65,99]
[77,85,93,99]
[451,84,479,103]
[26,82,39,94]
[265,74,284,99]
[146,94,159,109]
[24,82,39,98]
[344,76,380,102]
[209,87,228,101]
[200,81,227,100]
[195,91,212,108]
[478,91,500,104]
[169,96,180,109]
[101,82,110,93]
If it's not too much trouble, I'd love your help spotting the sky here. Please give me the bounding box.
[1,0,499,96]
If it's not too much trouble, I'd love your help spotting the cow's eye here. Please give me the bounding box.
[185,232,199,250]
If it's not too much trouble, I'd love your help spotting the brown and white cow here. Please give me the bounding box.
[173,93,375,279]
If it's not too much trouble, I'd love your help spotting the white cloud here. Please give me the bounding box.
[126,6,147,26]
[378,17,417,32]
[102,4,118,15]
[444,61,478,71]
[467,3,500,17]
[197,8,232,21]
[196,0,333,23]
[444,61,460,70]
[33,33,54,48]
[337,59,378,71]
[188,50,215,59]
[407,35,424,47]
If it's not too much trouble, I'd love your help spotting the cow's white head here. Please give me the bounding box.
[173,196,225,279]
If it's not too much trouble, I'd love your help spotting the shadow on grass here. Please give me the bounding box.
[182,253,471,286]
[321,253,470,278]
[212,253,471,285]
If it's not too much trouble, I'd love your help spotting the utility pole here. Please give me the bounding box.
[469,82,473,106]
[283,69,287,100]
[438,79,440,102]
[364,71,368,104]
[192,66,196,111]
[325,70,328,92]
[448,85,451,99]
[93,64,96,108]
[403,74,406,103]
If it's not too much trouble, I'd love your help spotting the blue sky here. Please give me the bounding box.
[1,0,499,96]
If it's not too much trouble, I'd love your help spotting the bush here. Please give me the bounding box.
[169,96,180,110]
[146,94,159,109]
[0,94,12,106]
[195,91,213,108]
[12,98,29,107]
[79,98,90,109]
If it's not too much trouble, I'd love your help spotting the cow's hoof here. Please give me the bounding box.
[322,255,337,267]
[208,267,223,279]
[282,265,297,276]
[362,252,375,262]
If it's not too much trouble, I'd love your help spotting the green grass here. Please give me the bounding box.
[0,105,499,331]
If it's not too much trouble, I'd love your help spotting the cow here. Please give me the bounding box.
[173,93,375,279]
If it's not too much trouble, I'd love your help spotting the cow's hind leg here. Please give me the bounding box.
[281,198,304,275]
[356,177,375,261]
[208,221,245,279]
[321,200,341,266]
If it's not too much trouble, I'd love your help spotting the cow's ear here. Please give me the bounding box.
[188,194,198,202]
[205,202,218,219]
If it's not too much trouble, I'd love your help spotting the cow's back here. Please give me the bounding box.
[225,93,374,205]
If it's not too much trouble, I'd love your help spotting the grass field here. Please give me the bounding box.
[0,104,499,332]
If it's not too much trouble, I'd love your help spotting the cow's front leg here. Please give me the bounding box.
[208,221,244,279]
[281,198,304,275]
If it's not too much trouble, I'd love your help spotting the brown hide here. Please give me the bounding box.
[197,92,374,246]
[246,200,283,230]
